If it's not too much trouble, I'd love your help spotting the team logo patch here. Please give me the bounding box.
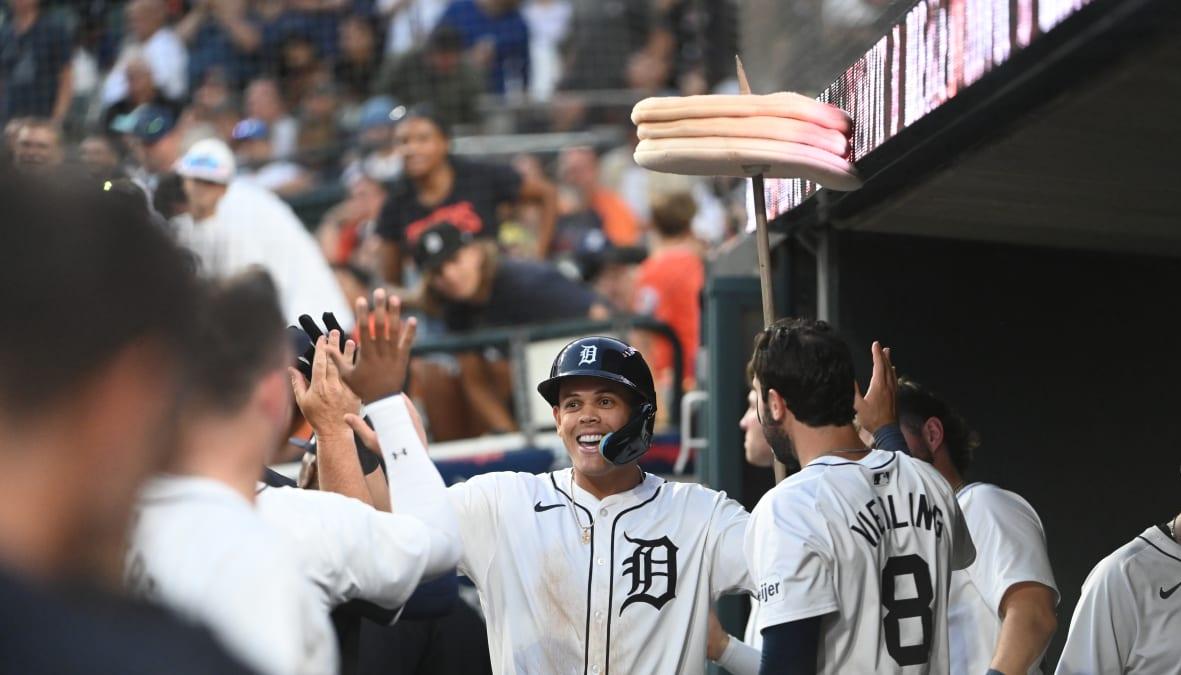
[578,345,598,366]
[756,576,784,605]
[620,533,678,613]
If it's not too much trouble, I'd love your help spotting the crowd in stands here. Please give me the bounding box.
[1,0,750,442]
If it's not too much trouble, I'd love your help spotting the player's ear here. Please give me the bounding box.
[766,388,787,423]
[552,405,561,425]
[256,369,293,431]
[923,417,945,453]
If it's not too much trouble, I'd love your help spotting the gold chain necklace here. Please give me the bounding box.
[568,471,592,544]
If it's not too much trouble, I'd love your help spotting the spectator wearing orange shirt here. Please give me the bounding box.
[633,191,704,390]
[558,145,640,247]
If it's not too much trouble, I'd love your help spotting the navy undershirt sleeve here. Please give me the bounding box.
[873,423,910,454]
[759,617,821,675]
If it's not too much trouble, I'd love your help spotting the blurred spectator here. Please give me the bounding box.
[79,133,127,181]
[101,0,188,107]
[632,191,704,388]
[245,76,299,160]
[557,145,640,247]
[171,138,354,327]
[347,95,405,182]
[375,108,556,284]
[0,170,255,675]
[521,0,569,101]
[436,0,530,96]
[334,14,381,103]
[377,0,447,58]
[600,132,728,244]
[176,0,263,88]
[317,171,388,272]
[152,170,190,218]
[296,76,344,175]
[110,103,185,183]
[0,0,74,124]
[3,117,28,157]
[566,227,646,313]
[414,221,609,434]
[11,118,63,172]
[374,24,483,130]
[100,55,182,133]
[558,0,668,92]
[273,33,326,106]
[231,117,313,196]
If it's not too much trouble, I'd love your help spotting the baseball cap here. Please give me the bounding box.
[357,96,407,133]
[413,222,470,272]
[231,118,269,142]
[110,104,178,144]
[175,138,236,184]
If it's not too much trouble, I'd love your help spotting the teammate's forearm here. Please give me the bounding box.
[365,395,460,573]
[714,635,761,675]
[315,430,375,507]
[990,585,1058,674]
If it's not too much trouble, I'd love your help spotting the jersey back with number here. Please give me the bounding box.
[746,449,975,675]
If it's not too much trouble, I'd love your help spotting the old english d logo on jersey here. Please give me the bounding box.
[620,533,678,613]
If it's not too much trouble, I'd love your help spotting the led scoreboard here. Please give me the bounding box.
[764,0,1098,220]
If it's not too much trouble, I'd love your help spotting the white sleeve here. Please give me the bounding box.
[446,473,505,584]
[962,487,1058,615]
[715,636,761,675]
[707,494,754,597]
[743,491,838,630]
[365,395,460,575]
[1054,554,1136,675]
[260,488,438,610]
[210,545,333,675]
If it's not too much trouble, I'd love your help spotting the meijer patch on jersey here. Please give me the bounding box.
[756,576,784,605]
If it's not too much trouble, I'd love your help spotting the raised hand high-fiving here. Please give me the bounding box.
[328,289,417,405]
[854,340,898,434]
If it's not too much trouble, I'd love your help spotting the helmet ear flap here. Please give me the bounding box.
[599,402,656,465]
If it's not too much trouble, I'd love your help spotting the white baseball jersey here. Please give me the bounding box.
[127,476,337,675]
[745,449,975,674]
[1056,525,1181,675]
[255,394,461,614]
[949,483,1058,675]
[256,486,436,611]
[171,180,354,329]
[448,467,752,675]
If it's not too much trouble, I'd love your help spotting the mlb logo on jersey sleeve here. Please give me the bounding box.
[756,576,784,605]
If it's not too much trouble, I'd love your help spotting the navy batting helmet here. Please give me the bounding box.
[537,336,657,465]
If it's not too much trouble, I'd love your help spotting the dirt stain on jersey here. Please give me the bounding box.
[531,544,587,673]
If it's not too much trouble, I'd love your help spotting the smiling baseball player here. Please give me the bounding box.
[442,336,752,674]
[744,319,975,675]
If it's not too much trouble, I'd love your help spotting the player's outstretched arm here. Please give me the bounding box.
[990,582,1058,675]
[289,330,374,507]
[330,289,461,576]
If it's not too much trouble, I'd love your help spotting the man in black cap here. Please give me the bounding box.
[110,103,186,187]
[413,220,609,436]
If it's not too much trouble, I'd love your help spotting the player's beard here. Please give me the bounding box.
[761,403,796,465]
